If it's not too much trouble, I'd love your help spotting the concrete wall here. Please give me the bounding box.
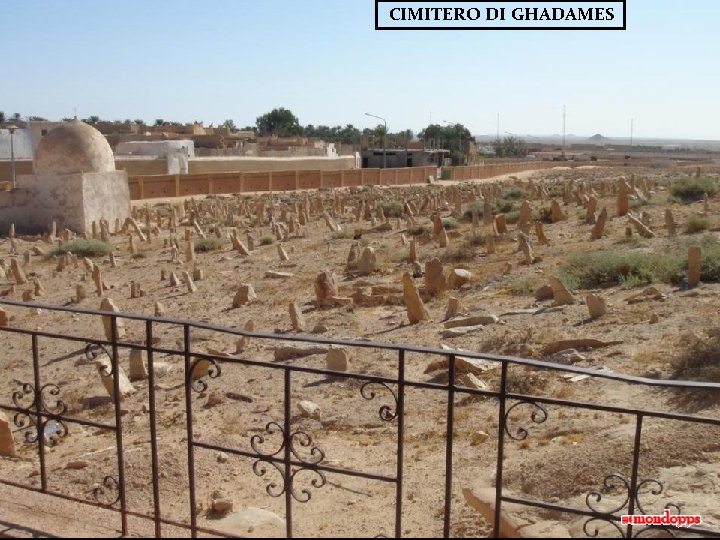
[0,129,33,160]
[127,166,440,200]
[187,156,356,174]
[116,140,195,158]
[0,171,130,234]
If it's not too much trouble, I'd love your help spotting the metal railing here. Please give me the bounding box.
[0,298,719,538]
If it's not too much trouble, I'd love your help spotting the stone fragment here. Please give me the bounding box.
[265,270,294,279]
[585,293,607,319]
[97,357,135,400]
[444,315,499,329]
[233,284,256,307]
[590,207,608,240]
[448,269,472,289]
[100,297,126,340]
[298,400,320,419]
[550,200,565,223]
[617,181,630,216]
[462,488,524,539]
[445,296,461,319]
[542,338,623,356]
[128,349,148,381]
[357,247,378,274]
[548,277,575,306]
[182,271,197,293]
[627,213,655,238]
[665,209,676,236]
[314,271,338,308]
[402,272,429,324]
[424,258,446,296]
[0,412,15,457]
[325,347,348,372]
[277,243,289,262]
[289,302,304,331]
[10,258,27,285]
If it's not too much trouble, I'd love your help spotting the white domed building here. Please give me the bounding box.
[0,120,130,234]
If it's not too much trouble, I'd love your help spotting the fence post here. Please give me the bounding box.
[175,174,181,197]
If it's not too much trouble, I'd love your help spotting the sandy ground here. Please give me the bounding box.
[0,164,719,538]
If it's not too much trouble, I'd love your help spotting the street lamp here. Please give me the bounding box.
[7,125,18,189]
[364,112,387,169]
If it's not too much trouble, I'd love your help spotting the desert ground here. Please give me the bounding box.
[1,164,719,538]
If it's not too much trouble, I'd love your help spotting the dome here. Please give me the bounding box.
[34,120,115,176]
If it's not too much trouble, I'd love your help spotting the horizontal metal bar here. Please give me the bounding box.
[2,299,719,391]
[193,440,397,484]
[0,403,116,431]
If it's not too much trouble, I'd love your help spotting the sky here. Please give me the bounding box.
[1,0,718,140]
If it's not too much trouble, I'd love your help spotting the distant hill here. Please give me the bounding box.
[587,134,607,143]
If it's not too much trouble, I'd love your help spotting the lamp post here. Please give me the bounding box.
[364,112,387,169]
[7,124,17,189]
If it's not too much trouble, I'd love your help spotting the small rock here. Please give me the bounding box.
[312,323,328,334]
[217,452,229,464]
[471,431,489,446]
[326,347,348,372]
[298,400,320,419]
[65,459,90,470]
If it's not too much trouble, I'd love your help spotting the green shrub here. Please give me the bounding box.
[259,235,275,246]
[684,214,710,234]
[560,235,720,289]
[508,276,540,296]
[194,237,225,252]
[559,250,682,289]
[441,234,484,263]
[533,207,553,224]
[672,328,720,383]
[330,230,353,240]
[378,200,403,218]
[48,239,113,258]
[502,187,526,200]
[670,177,718,203]
[407,225,428,237]
[442,217,460,230]
[504,210,520,225]
[463,201,484,221]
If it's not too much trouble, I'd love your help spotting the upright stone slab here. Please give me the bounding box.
[424,259,446,296]
[403,272,429,324]
[314,271,338,308]
[665,209,676,236]
[617,181,630,217]
[591,208,608,240]
[586,294,607,319]
[325,347,348,372]
[357,247,378,275]
[128,349,149,381]
[233,284,257,307]
[289,302,304,331]
[549,277,576,306]
[100,297,126,340]
[0,412,16,457]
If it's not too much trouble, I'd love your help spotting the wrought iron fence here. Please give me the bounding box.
[0,298,719,538]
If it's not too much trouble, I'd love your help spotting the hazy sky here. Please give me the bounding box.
[2,0,718,139]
